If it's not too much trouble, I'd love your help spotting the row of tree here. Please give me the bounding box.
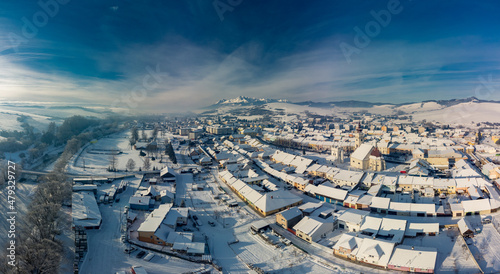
[165,142,177,164]
[1,116,129,273]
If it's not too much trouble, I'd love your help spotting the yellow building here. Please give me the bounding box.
[350,144,386,171]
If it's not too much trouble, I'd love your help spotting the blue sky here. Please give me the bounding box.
[1,0,500,112]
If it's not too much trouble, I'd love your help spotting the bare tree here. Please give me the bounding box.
[143,157,151,171]
[129,137,136,149]
[0,164,6,188]
[131,126,139,142]
[24,203,61,241]
[152,127,159,139]
[16,237,62,274]
[126,159,136,171]
[109,153,118,172]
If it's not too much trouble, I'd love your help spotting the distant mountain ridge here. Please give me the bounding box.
[207,96,498,109]
[208,96,290,108]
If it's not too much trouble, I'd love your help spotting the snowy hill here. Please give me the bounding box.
[199,96,500,123]
[0,101,115,132]
[208,96,290,108]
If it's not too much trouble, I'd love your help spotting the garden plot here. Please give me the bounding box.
[469,223,500,273]
[402,228,480,273]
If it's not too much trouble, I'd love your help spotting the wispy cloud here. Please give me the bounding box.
[1,1,500,113]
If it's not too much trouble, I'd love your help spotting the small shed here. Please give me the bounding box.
[457,218,474,238]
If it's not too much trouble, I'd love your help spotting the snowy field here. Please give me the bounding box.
[261,101,500,123]
[68,130,168,176]
[469,223,500,273]
[265,102,347,118]
[411,102,500,124]
[0,101,120,132]
[402,228,480,273]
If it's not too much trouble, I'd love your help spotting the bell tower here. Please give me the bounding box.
[355,122,363,149]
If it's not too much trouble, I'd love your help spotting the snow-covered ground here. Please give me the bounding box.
[171,147,359,273]
[469,223,500,273]
[215,100,500,123]
[265,102,347,118]
[67,130,168,176]
[411,102,500,124]
[402,228,480,273]
[79,176,210,274]
[0,101,114,132]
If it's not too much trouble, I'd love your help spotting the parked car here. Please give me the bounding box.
[121,235,126,242]
[124,247,136,254]
[482,218,492,224]
[136,250,146,258]
[143,253,155,261]
[192,215,198,220]
[208,221,215,227]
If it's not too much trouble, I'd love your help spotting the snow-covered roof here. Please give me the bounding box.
[165,231,193,245]
[409,203,436,215]
[293,216,334,240]
[298,202,322,214]
[389,202,411,213]
[279,207,302,221]
[449,202,464,212]
[314,184,348,201]
[129,195,151,206]
[378,218,407,243]
[160,166,177,178]
[72,191,101,228]
[239,185,263,204]
[338,209,369,225]
[388,245,437,271]
[356,194,374,206]
[172,242,205,254]
[332,170,364,184]
[356,237,395,267]
[461,199,491,213]
[360,216,382,235]
[457,218,473,235]
[164,207,188,227]
[351,144,374,161]
[138,204,173,233]
[333,233,363,252]
[370,197,391,209]
[405,222,439,237]
[253,190,302,213]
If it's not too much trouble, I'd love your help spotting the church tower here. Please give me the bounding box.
[354,122,363,149]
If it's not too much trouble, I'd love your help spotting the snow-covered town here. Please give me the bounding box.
[3,2,500,274]
[62,107,500,274]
